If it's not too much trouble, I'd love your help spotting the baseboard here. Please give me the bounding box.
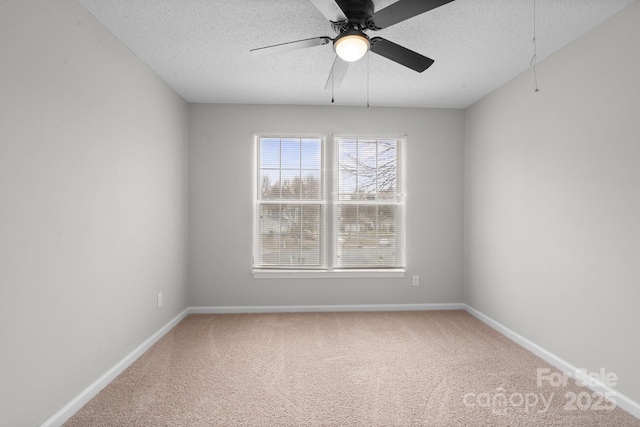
[41,308,190,427]
[188,303,466,314]
[44,302,640,424]
[464,304,640,420]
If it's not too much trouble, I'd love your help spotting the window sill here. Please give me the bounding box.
[252,269,406,279]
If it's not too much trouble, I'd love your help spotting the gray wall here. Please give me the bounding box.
[465,0,640,405]
[189,104,464,307]
[0,1,189,425]
[4,0,638,423]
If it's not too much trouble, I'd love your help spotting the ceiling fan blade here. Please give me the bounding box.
[309,0,347,22]
[370,37,434,72]
[324,56,350,90]
[369,0,455,30]
[250,37,331,56]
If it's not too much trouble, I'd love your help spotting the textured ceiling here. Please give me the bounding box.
[76,0,635,108]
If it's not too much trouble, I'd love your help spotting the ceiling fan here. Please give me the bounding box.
[250,0,456,89]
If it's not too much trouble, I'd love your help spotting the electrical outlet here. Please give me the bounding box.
[157,292,163,307]
[412,275,419,287]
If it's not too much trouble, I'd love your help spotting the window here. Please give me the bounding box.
[254,136,325,269]
[334,137,406,269]
[253,135,406,275]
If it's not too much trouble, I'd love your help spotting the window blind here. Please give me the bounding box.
[254,136,326,268]
[253,134,406,272]
[333,137,406,268]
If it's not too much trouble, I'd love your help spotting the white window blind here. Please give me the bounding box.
[253,134,406,273]
[334,137,406,269]
[254,136,326,269]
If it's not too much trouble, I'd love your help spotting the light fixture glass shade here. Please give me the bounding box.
[334,34,370,62]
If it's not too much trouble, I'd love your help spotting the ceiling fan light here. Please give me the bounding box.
[334,34,370,62]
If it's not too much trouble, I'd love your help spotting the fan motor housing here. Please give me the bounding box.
[335,0,374,27]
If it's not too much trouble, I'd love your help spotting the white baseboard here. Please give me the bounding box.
[464,304,640,420]
[41,308,189,427]
[188,303,465,314]
[44,303,640,425]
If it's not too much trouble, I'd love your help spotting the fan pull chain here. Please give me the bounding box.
[366,51,370,108]
[531,0,540,92]
[331,53,335,103]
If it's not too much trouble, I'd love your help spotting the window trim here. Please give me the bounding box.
[252,268,405,279]
[252,133,407,279]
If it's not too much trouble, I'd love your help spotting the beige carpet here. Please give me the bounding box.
[65,311,640,426]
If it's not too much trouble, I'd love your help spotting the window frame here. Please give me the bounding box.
[252,133,406,279]
[253,134,327,270]
[333,135,407,270]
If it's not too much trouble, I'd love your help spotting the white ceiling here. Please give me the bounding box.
[76,0,635,108]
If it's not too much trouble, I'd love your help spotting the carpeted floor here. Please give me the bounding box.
[65,310,640,426]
